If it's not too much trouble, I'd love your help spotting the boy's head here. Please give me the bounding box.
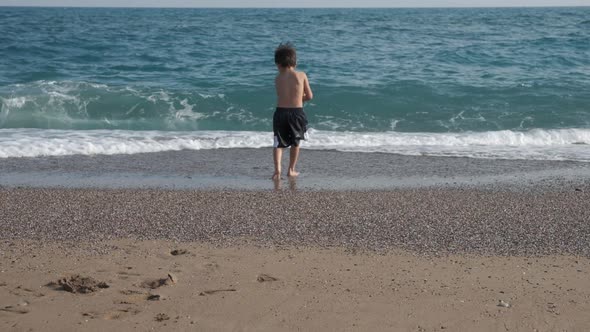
[275,43,297,68]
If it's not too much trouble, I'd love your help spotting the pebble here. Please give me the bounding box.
[1,188,590,256]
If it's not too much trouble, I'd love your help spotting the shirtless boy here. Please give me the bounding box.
[272,43,313,181]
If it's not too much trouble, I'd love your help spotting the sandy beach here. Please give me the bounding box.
[1,150,590,331]
[2,239,590,332]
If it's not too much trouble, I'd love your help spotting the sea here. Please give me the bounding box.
[1,7,589,161]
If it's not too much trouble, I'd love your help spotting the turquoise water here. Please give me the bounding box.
[1,7,589,160]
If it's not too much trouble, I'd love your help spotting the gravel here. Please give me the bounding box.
[1,187,589,256]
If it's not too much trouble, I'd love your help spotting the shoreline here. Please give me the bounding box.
[1,148,590,191]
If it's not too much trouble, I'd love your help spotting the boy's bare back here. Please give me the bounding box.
[275,69,313,108]
[272,43,313,181]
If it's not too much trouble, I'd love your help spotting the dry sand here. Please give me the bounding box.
[1,240,590,332]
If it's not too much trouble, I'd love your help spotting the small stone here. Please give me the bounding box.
[498,300,511,308]
[147,294,161,301]
[257,274,278,282]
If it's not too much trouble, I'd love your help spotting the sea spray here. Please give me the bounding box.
[1,128,589,161]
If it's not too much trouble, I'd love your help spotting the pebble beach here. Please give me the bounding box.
[1,186,590,256]
[1,150,590,331]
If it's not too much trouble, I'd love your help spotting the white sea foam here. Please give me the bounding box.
[2,97,27,109]
[174,99,205,120]
[0,128,589,161]
[198,93,225,99]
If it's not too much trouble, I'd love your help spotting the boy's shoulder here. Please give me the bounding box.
[275,70,307,79]
[295,70,308,80]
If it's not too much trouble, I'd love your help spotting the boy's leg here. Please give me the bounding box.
[287,146,300,177]
[272,147,283,180]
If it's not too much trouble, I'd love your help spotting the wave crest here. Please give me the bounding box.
[1,128,589,161]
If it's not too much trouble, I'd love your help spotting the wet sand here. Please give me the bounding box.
[1,148,590,190]
[1,150,590,330]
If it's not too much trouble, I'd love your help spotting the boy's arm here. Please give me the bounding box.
[302,73,313,102]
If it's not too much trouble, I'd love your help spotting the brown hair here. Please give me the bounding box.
[274,42,297,68]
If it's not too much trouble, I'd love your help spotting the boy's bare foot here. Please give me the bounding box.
[287,170,300,177]
[272,173,281,181]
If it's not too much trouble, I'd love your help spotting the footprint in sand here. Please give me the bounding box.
[83,307,141,320]
[1,304,30,315]
[155,313,170,322]
[170,249,189,256]
[140,274,176,289]
[21,287,44,298]
[120,289,144,295]
[9,286,45,298]
[198,289,237,296]
[106,307,141,320]
[257,274,279,282]
[118,290,148,304]
[117,271,142,280]
[204,262,219,269]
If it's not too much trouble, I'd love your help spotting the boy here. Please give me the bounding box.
[272,43,313,181]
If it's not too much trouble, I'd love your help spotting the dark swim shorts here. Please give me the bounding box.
[273,107,308,148]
